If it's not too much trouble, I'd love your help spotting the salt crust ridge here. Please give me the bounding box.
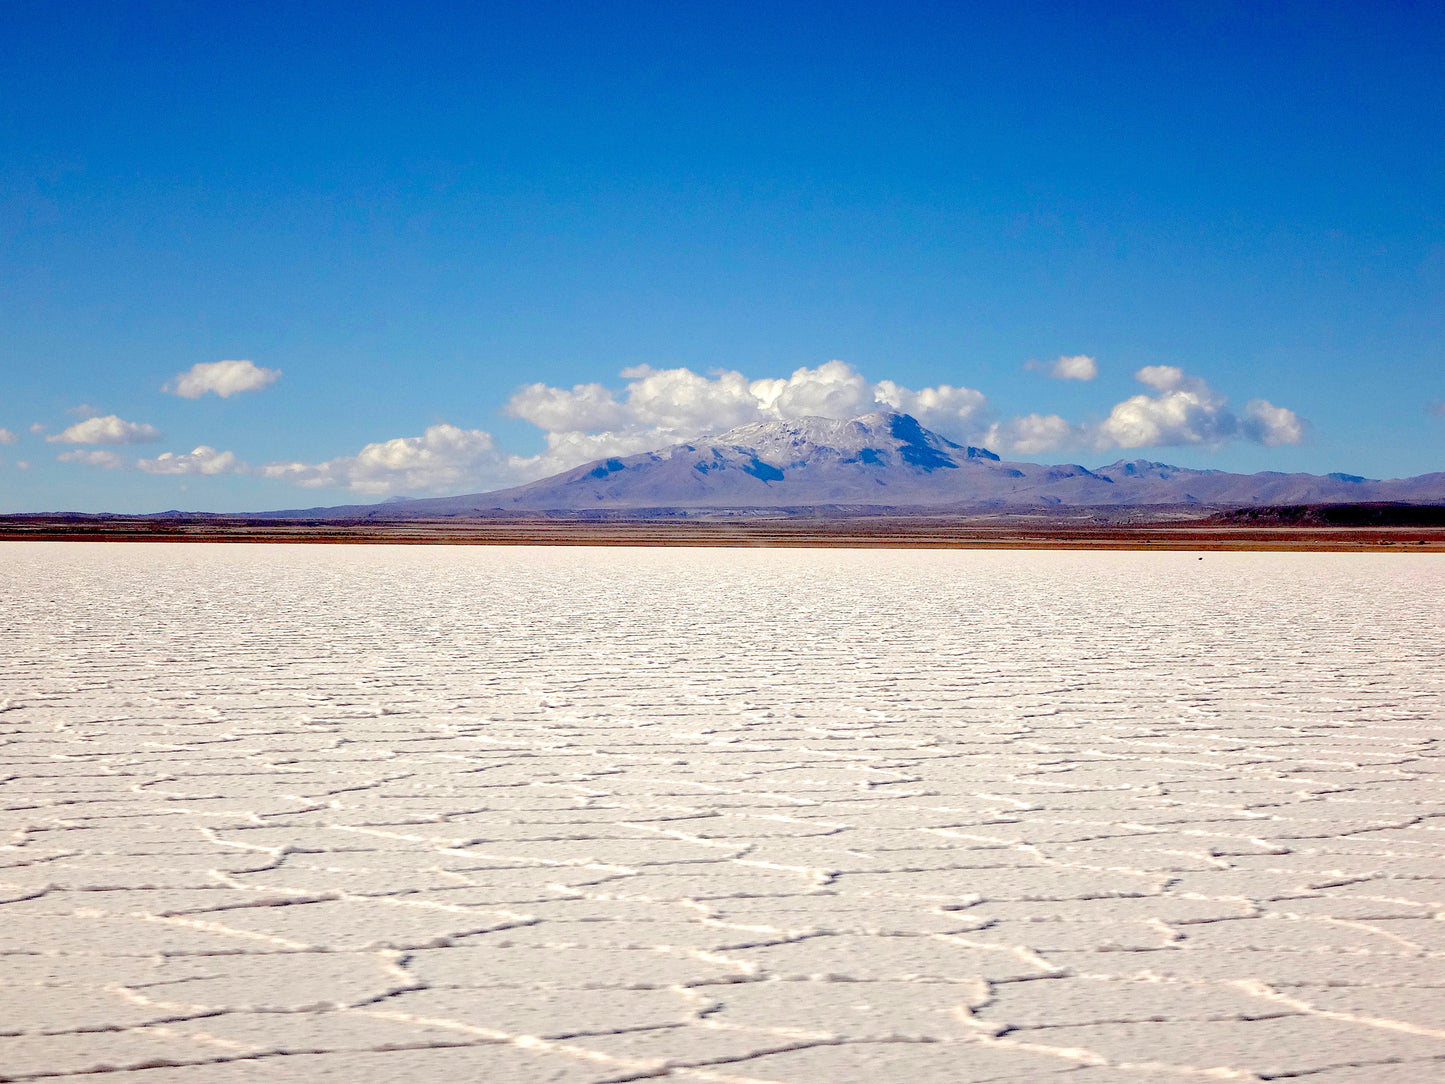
[0,543,1443,1082]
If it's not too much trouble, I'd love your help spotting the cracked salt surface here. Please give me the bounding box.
[1,542,1442,1083]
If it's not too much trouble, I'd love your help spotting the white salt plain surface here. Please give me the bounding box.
[1,541,1443,1083]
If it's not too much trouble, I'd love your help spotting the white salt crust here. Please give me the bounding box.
[0,542,1442,1082]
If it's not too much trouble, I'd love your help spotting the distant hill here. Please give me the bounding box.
[1209,504,1445,527]
[262,411,1441,519]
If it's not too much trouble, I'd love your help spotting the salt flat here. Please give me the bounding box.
[1,542,1443,1084]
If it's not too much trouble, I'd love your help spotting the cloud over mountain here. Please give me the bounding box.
[48,359,1310,498]
[506,361,888,436]
[505,361,995,478]
[873,381,988,432]
[503,360,1305,469]
[357,409,1442,517]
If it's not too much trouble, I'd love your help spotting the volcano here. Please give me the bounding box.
[318,412,1445,517]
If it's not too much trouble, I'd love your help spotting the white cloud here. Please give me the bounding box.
[506,361,884,440]
[506,381,630,433]
[0,428,16,445]
[260,424,501,495]
[632,366,763,430]
[49,421,509,498]
[29,422,46,434]
[164,360,281,399]
[67,403,101,417]
[507,428,672,481]
[297,361,1298,491]
[874,381,988,433]
[501,361,995,478]
[1096,392,1230,448]
[753,360,876,420]
[15,461,29,470]
[1130,365,1218,398]
[47,415,163,445]
[1053,354,1098,381]
[137,446,245,476]
[57,449,128,469]
[1095,382,1231,449]
[1241,399,1306,446]
[1026,354,1098,381]
[984,414,1080,456]
[46,360,1310,500]
[508,362,883,436]
[1093,368,1305,450]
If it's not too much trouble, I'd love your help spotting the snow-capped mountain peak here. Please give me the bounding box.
[708,411,995,470]
[328,411,1445,515]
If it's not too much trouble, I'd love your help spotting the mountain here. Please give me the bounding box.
[311,411,1445,518]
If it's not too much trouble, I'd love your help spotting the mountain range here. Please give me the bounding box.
[277,412,1445,519]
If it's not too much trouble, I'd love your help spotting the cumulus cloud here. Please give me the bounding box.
[57,449,128,469]
[874,381,988,432]
[49,359,1311,498]
[1095,372,1231,449]
[624,366,765,431]
[507,361,886,440]
[0,428,16,445]
[1093,368,1305,450]
[260,424,501,495]
[507,428,674,480]
[164,360,281,399]
[29,422,46,434]
[1130,365,1220,397]
[984,414,1081,456]
[479,359,1304,479]
[1054,354,1098,381]
[47,415,162,445]
[752,360,876,420]
[54,422,506,497]
[507,361,956,436]
[502,360,994,476]
[137,446,244,476]
[1240,399,1307,446]
[1026,354,1098,381]
[506,381,631,433]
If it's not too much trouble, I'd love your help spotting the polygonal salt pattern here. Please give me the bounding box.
[1,542,1442,1082]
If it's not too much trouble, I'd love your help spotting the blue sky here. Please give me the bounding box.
[2,0,1442,512]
